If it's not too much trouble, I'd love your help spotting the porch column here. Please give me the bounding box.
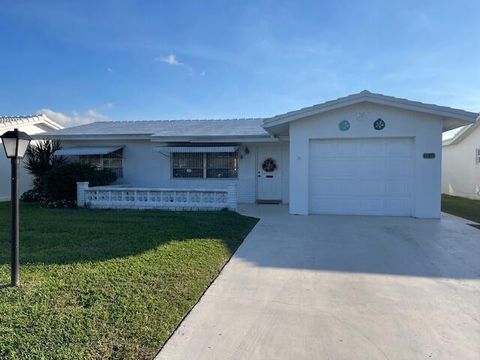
[77,181,89,207]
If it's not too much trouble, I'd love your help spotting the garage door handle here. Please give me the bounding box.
[266,175,273,178]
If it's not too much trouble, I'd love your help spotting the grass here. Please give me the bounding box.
[0,202,257,359]
[442,194,480,223]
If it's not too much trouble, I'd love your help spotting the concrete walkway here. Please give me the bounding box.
[157,205,480,360]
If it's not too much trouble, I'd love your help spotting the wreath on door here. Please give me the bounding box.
[262,158,277,172]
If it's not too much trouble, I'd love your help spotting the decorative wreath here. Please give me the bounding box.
[262,158,277,172]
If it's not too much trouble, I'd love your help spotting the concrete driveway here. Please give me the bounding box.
[157,205,480,360]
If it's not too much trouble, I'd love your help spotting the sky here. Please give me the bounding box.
[0,0,479,135]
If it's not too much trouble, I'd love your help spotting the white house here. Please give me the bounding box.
[442,120,480,199]
[0,115,62,201]
[37,91,478,218]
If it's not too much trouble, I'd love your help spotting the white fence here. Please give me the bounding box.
[76,182,237,211]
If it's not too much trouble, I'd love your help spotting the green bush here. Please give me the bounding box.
[20,189,42,202]
[42,162,116,207]
[24,140,65,193]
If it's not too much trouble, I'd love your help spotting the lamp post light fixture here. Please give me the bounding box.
[1,128,32,287]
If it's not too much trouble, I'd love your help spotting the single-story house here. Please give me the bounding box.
[37,91,478,218]
[442,120,480,199]
[0,114,62,201]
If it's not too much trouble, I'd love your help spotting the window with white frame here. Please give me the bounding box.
[172,152,238,178]
[76,149,124,178]
[476,149,480,165]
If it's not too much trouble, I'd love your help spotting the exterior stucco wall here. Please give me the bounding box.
[0,123,53,201]
[60,140,290,204]
[442,126,480,199]
[289,103,443,218]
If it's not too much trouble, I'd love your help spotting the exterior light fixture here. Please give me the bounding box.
[1,128,32,286]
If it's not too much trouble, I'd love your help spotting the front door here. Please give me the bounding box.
[257,144,282,201]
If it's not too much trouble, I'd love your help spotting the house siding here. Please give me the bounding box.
[60,140,286,204]
[442,126,480,199]
[289,102,443,218]
[0,123,55,201]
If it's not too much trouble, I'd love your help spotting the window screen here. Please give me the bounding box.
[206,152,238,178]
[172,153,204,178]
[171,151,238,178]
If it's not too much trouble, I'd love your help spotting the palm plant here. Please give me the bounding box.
[24,140,65,192]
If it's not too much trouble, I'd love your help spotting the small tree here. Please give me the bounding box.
[24,140,65,192]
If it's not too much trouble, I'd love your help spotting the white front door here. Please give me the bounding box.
[257,144,282,201]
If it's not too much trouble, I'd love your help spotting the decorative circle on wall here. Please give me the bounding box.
[339,120,350,131]
[262,158,277,172]
[373,118,385,130]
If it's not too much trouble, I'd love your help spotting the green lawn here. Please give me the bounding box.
[0,202,257,360]
[442,194,480,223]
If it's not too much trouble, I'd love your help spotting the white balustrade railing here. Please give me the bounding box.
[76,182,237,211]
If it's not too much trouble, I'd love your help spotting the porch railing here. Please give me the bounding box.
[76,182,237,211]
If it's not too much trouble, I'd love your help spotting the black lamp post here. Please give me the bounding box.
[1,128,32,287]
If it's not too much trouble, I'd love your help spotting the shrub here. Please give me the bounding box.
[24,140,65,193]
[20,189,42,202]
[42,162,116,207]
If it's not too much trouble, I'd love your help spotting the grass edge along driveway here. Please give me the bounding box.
[0,203,258,360]
[441,194,480,223]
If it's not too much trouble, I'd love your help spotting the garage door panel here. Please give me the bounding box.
[357,140,385,156]
[310,179,338,196]
[359,198,385,214]
[338,142,358,157]
[387,139,413,156]
[360,180,386,196]
[309,138,414,216]
[310,140,337,157]
[384,198,412,216]
[386,159,412,178]
[358,159,386,178]
[385,180,412,196]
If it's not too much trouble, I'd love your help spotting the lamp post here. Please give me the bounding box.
[1,128,32,287]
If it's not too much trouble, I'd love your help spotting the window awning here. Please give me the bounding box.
[154,146,238,153]
[55,146,123,156]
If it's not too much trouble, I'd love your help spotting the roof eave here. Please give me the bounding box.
[442,121,480,146]
[33,133,277,143]
[32,133,153,141]
[263,93,478,128]
[150,135,277,143]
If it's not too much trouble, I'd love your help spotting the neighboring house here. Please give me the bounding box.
[37,91,477,218]
[442,120,480,199]
[0,114,62,201]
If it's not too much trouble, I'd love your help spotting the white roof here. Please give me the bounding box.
[443,120,480,146]
[0,114,62,131]
[264,90,478,132]
[34,91,478,141]
[39,118,270,140]
[55,146,123,156]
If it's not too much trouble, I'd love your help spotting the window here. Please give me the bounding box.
[207,152,238,178]
[77,149,124,178]
[476,149,480,165]
[172,152,238,178]
[172,153,204,178]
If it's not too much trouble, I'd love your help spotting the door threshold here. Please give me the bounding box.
[256,200,282,205]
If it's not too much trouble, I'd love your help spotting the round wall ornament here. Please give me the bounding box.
[339,120,350,131]
[374,118,385,130]
[262,158,277,172]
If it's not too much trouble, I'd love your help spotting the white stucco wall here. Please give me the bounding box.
[289,103,443,218]
[0,123,54,201]
[442,126,480,199]
[60,140,290,204]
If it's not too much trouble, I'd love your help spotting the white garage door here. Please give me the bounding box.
[309,138,414,216]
